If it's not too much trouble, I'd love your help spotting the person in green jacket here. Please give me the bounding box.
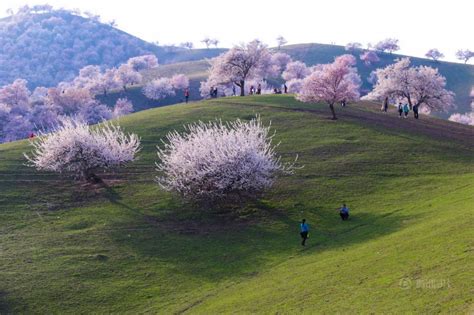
[403,103,410,118]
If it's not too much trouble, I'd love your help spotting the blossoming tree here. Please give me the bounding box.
[297,55,361,120]
[364,58,455,113]
[156,116,296,205]
[24,118,140,182]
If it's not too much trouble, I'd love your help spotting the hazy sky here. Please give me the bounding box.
[1,0,473,62]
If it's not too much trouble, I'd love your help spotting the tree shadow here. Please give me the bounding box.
[105,193,412,282]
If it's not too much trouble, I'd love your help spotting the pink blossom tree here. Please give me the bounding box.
[2,114,33,142]
[24,118,140,182]
[455,49,474,64]
[282,61,310,81]
[0,79,31,115]
[28,103,60,130]
[269,52,292,77]
[425,49,444,62]
[360,50,380,66]
[345,42,363,53]
[156,116,296,204]
[297,55,361,120]
[116,64,142,91]
[0,103,11,141]
[170,74,190,90]
[78,100,113,124]
[364,58,455,113]
[126,55,159,71]
[448,112,474,126]
[113,98,134,118]
[374,38,400,54]
[142,78,175,100]
[286,78,304,93]
[46,87,93,115]
[205,40,273,96]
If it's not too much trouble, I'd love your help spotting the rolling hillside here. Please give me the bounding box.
[106,43,473,118]
[0,95,473,313]
[0,8,223,88]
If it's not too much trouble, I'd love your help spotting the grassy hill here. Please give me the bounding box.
[1,95,473,313]
[107,43,474,118]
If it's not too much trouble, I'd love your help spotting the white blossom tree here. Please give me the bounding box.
[142,78,175,100]
[205,40,273,96]
[364,58,455,113]
[24,118,140,182]
[156,116,296,205]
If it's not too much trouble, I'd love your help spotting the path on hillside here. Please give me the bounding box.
[222,101,474,149]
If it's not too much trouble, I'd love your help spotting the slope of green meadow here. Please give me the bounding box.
[0,95,473,313]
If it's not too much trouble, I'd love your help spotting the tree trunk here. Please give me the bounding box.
[240,80,245,96]
[329,103,337,120]
[83,169,102,183]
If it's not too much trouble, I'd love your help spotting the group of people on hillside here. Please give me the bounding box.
[381,97,419,119]
[249,84,262,95]
[299,203,350,246]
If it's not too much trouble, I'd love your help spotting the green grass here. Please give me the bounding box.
[0,95,473,313]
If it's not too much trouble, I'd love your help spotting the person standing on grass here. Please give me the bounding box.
[341,99,346,107]
[382,97,388,112]
[232,85,236,96]
[398,102,403,118]
[257,83,262,95]
[403,103,410,118]
[413,104,419,119]
[339,204,349,221]
[184,88,190,103]
[284,84,288,94]
[300,219,309,246]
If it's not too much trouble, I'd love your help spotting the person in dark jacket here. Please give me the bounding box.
[413,104,419,119]
[398,102,403,118]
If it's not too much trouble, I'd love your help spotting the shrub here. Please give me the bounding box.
[24,118,140,182]
[156,116,296,205]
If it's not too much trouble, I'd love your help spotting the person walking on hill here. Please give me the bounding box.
[284,84,288,94]
[398,102,403,118]
[184,88,190,103]
[382,97,388,112]
[339,204,350,221]
[403,103,410,118]
[413,104,419,119]
[300,219,309,246]
[257,83,262,95]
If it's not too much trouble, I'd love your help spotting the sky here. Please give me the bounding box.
[1,0,473,62]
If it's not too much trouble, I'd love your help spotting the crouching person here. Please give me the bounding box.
[339,204,350,221]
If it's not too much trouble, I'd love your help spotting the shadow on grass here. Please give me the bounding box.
[103,188,410,282]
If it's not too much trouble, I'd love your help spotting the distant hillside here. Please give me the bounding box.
[0,8,223,88]
[114,43,472,118]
